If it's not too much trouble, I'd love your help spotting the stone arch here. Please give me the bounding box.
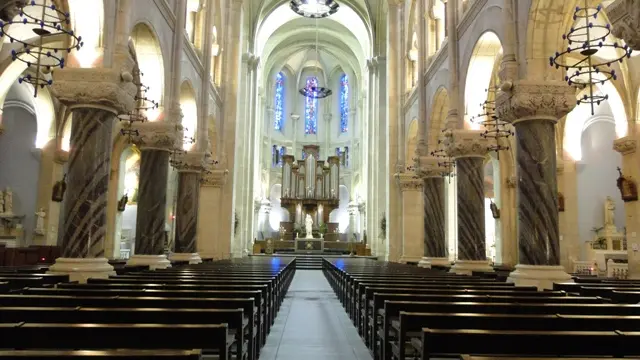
[180,80,199,151]
[427,87,449,153]
[130,22,165,121]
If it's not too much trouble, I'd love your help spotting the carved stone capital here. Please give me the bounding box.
[614,136,638,155]
[609,0,640,50]
[495,80,576,124]
[394,172,423,192]
[415,156,448,178]
[51,66,137,115]
[201,169,229,188]
[173,151,208,172]
[131,121,183,151]
[0,1,26,22]
[445,130,490,159]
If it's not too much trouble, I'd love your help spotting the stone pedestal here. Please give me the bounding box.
[496,81,576,288]
[126,120,182,269]
[614,136,640,279]
[446,130,493,274]
[168,252,202,264]
[395,172,424,264]
[47,62,137,282]
[417,157,449,268]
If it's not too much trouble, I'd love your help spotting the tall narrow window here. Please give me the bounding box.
[274,72,285,131]
[304,77,318,135]
[279,146,286,166]
[339,74,349,133]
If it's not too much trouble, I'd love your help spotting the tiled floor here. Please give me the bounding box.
[259,270,373,360]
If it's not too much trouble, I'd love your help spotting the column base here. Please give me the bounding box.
[168,252,203,264]
[399,255,422,264]
[418,257,451,268]
[126,254,171,270]
[507,264,573,290]
[47,257,116,283]
[450,260,494,275]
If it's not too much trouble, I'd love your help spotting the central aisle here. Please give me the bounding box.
[259,270,372,360]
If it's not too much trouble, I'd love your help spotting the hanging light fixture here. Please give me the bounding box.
[299,19,332,99]
[290,0,339,19]
[430,132,456,183]
[0,1,84,97]
[51,173,67,202]
[117,193,128,212]
[118,79,159,142]
[471,86,513,160]
[550,1,632,115]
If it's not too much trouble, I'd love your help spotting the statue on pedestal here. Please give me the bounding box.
[305,214,313,239]
[605,196,616,228]
[4,187,12,215]
[35,208,46,235]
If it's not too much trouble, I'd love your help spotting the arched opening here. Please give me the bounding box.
[130,23,165,121]
[180,81,198,150]
[68,0,104,67]
[406,118,418,164]
[464,31,503,129]
[408,32,418,88]
[268,184,287,233]
[114,145,141,259]
[428,87,449,151]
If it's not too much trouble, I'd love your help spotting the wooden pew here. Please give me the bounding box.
[0,323,232,360]
[417,329,640,359]
[0,307,248,360]
[459,356,626,360]
[394,313,640,360]
[0,350,203,359]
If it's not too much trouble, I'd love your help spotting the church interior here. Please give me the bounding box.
[1,0,640,359]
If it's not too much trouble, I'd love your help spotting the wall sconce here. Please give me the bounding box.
[117,194,129,212]
[616,167,638,202]
[558,192,565,212]
[51,174,67,203]
[489,200,500,219]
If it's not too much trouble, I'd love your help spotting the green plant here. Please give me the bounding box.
[319,223,328,234]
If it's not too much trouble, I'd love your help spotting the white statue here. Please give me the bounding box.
[305,214,313,239]
[0,191,4,214]
[605,196,615,227]
[35,207,46,235]
[4,187,13,215]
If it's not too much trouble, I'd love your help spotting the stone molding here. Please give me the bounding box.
[51,66,137,116]
[131,121,183,151]
[613,136,637,155]
[495,81,576,124]
[173,151,209,172]
[609,0,640,50]
[54,149,69,164]
[445,130,490,159]
[416,156,449,178]
[394,172,423,192]
[201,169,229,188]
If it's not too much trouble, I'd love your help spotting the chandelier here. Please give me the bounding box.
[430,133,456,182]
[119,80,159,142]
[290,0,339,18]
[0,1,83,97]
[472,87,513,160]
[298,19,332,99]
[549,2,632,115]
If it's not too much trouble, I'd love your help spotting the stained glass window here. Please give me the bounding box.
[274,72,285,131]
[304,77,318,135]
[339,74,349,133]
[279,146,286,167]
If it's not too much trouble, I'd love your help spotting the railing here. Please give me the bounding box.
[573,260,597,275]
[119,249,131,260]
[606,259,629,279]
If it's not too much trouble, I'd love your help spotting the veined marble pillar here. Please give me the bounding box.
[169,152,206,264]
[395,173,424,264]
[126,120,182,270]
[496,81,575,289]
[47,61,138,282]
[446,130,494,275]
[614,136,640,279]
[198,169,229,259]
[610,0,640,51]
[417,157,449,268]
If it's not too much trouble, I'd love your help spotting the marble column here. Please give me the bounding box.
[417,157,449,268]
[170,152,206,264]
[496,81,576,289]
[126,120,182,270]
[47,61,138,282]
[610,0,640,51]
[395,172,424,264]
[446,130,494,275]
[614,136,640,279]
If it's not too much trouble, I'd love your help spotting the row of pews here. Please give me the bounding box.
[0,257,295,359]
[323,258,640,360]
